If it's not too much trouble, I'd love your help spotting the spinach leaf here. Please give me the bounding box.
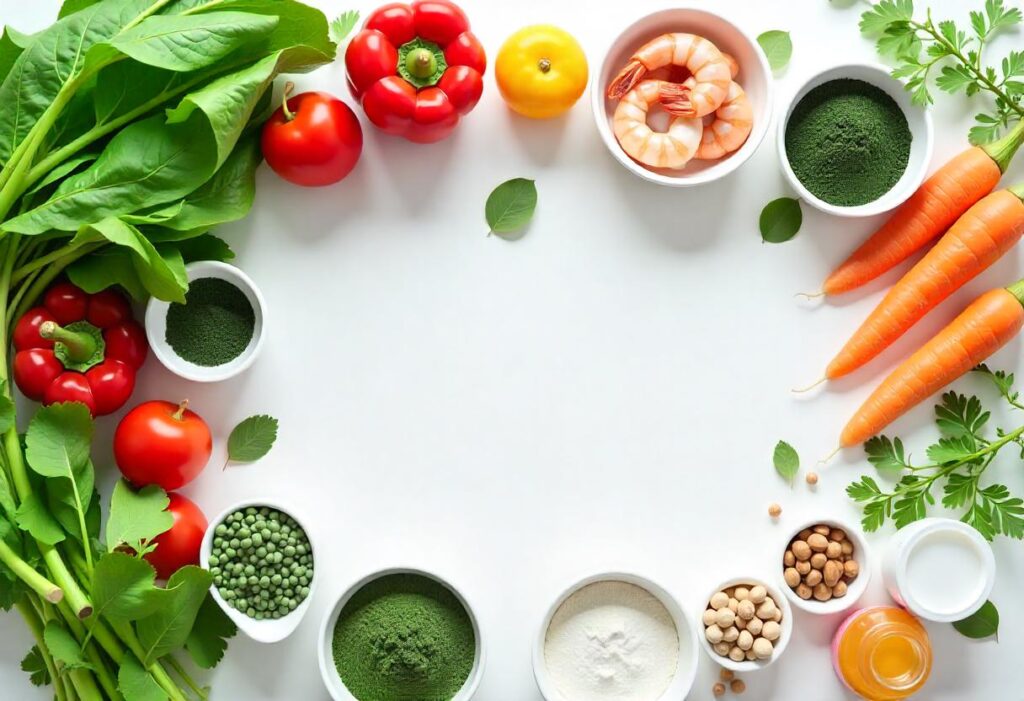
[67,246,148,300]
[86,217,189,302]
[0,27,28,85]
[90,552,164,624]
[59,0,103,18]
[118,653,166,701]
[136,566,213,665]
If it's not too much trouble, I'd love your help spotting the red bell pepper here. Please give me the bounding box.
[13,283,148,416]
[345,0,486,143]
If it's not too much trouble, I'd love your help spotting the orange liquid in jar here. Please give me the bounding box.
[831,606,932,700]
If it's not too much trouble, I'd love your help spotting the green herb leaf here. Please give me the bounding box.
[136,566,213,665]
[21,646,50,687]
[757,31,792,72]
[979,484,1024,539]
[105,480,173,555]
[227,415,279,465]
[185,594,237,669]
[926,435,977,465]
[44,622,93,671]
[943,473,978,510]
[91,552,164,625]
[772,440,800,483]
[485,178,537,237]
[859,0,915,35]
[953,600,999,638]
[25,402,93,479]
[935,392,989,439]
[865,435,910,471]
[15,493,66,545]
[329,10,359,44]
[118,652,166,701]
[759,197,801,243]
[936,64,974,93]
[45,459,96,544]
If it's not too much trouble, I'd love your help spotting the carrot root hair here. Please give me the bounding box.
[607,61,646,100]
[818,446,841,465]
[795,290,825,301]
[792,377,826,393]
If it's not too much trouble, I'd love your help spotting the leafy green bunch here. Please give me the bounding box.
[859,0,1024,144]
[0,0,337,699]
[848,366,1024,541]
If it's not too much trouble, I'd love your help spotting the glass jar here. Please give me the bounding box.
[831,606,932,700]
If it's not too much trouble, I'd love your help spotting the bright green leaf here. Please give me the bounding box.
[136,566,213,665]
[759,197,801,243]
[772,440,800,483]
[953,600,999,638]
[485,178,537,237]
[21,646,51,686]
[15,493,66,545]
[118,652,167,701]
[68,246,148,300]
[25,402,93,480]
[186,595,237,669]
[105,480,173,554]
[757,30,792,72]
[44,622,93,671]
[227,415,279,464]
[859,0,915,35]
[329,10,360,44]
[91,553,165,625]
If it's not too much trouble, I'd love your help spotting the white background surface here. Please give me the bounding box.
[2,0,1024,699]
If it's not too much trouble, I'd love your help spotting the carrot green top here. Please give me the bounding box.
[981,120,1024,173]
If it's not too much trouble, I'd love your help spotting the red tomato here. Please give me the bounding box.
[114,400,212,491]
[261,91,363,187]
[144,493,207,580]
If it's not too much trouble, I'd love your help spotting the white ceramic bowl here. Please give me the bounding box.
[697,576,793,673]
[145,260,266,382]
[778,518,871,616]
[777,62,934,217]
[881,517,996,622]
[199,499,318,644]
[591,8,774,187]
[533,572,699,701]
[318,567,485,701]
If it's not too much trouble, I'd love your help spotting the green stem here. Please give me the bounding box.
[0,535,64,603]
[981,121,1024,173]
[1008,182,1024,202]
[15,597,68,701]
[112,622,189,701]
[166,655,208,700]
[67,668,103,701]
[11,239,92,285]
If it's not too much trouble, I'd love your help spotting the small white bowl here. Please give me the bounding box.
[199,499,317,644]
[777,62,933,217]
[533,572,699,701]
[697,576,793,673]
[145,260,266,383]
[318,567,485,701]
[778,518,871,616]
[591,8,774,187]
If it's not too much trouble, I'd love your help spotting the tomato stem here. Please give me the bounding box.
[173,399,189,421]
[281,81,296,122]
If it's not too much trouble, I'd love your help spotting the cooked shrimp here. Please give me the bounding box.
[607,33,731,117]
[662,79,752,160]
[613,80,703,169]
[721,52,740,79]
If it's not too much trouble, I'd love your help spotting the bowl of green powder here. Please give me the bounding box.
[145,260,266,382]
[318,567,484,701]
[778,63,933,217]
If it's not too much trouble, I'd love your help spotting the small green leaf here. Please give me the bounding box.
[329,10,360,44]
[926,436,977,465]
[91,553,165,625]
[865,435,909,471]
[105,480,173,555]
[953,600,999,638]
[136,566,213,665]
[759,197,801,243]
[185,595,237,669]
[859,0,915,35]
[25,403,93,480]
[21,646,50,687]
[227,415,279,465]
[485,178,537,237]
[757,31,792,72]
[44,622,93,671]
[118,653,167,701]
[15,493,66,545]
[772,440,800,483]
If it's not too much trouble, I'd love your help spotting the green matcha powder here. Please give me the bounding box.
[332,573,476,701]
[165,277,254,366]
[785,78,912,207]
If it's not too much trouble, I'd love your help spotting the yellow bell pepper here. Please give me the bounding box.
[495,25,588,119]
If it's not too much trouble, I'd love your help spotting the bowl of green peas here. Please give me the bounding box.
[200,499,317,643]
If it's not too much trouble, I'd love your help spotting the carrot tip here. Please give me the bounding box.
[818,446,840,465]
[794,290,825,301]
[791,376,826,393]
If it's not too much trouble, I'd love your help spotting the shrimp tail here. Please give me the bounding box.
[658,82,695,117]
[607,60,646,100]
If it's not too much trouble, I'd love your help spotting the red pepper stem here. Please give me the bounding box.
[39,321,97,364]
[172,399,189,421]
[406,47,437,79]
[281,81,296,122]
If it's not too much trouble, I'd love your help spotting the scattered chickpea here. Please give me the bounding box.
[712,682,726,698]
[768,503,782,518]
[731,679,747,694]
[806,471,819,485]
[719,669,734,682]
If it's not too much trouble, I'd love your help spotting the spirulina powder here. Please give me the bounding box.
[785,78,912,206]
[165,277,254,366]
[332,573,475,701]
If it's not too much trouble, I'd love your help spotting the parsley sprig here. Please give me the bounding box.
[859,0,1024,144]
[847,365,1024,541]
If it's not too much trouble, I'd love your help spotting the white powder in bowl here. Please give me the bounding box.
[543,580,680,701]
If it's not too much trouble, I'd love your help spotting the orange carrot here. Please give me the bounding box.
[822,122,1024,297]
[841,281,1024,447]
[827,186,1024,380]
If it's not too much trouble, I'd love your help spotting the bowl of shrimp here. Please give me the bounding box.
[592,8,774,187]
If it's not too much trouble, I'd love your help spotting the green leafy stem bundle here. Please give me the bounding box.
[0,0,337,699]
[848,365,1024,541]
[860,0,1024,144]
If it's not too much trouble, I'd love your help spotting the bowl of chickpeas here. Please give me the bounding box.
[697,577,792,672]
[778,518,871,616]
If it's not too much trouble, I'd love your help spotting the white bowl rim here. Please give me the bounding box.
[777,517,872,616]
[776,61,934,217]
[696,575,794,673]
[590,7,775,187]
[317,565,486,701]
[199,497,318,644]
[892,518,996,622]
[532,570,699,701]
[145,260,267,383]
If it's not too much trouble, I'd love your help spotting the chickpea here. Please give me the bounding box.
[806,471,819,485]
[735,615,748,630]
[795,583,812,600]
[729,646,745,662]
[844,560,860,579]
[813,524,831,536]
[728,597,739,613]
[756,599,776,620]
[798,528,813,540]
[746,617,763,636]
[705,624,724,644]
[748,585,767,604]
[731,679,747,694]
[715,607,736,628]
[813,583,833,601]
[791,540,812,561]
[745,648,757,661]
[832,581,848,598]
[772,607,782,623]
[768,503,782,518]
[841,540,854,556]
[703,608,717,627]
[714,641,731,656]
[810,553,827,569]
[719,669,734,681]
[826,541,843,559]
[804,569,823,587]
[783,550,796,567]
[737,599,756,620]
[737,630,753,651]
[824,560,843,588]
[761,620,781,641]
[783,567,801,588]
[807,533,829,552]
[723,626,739,643]
[710,592,730,610]
[734,586,750,601]
[752,637,774,659]
[713,682,726,698]
[795,560,811,576]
